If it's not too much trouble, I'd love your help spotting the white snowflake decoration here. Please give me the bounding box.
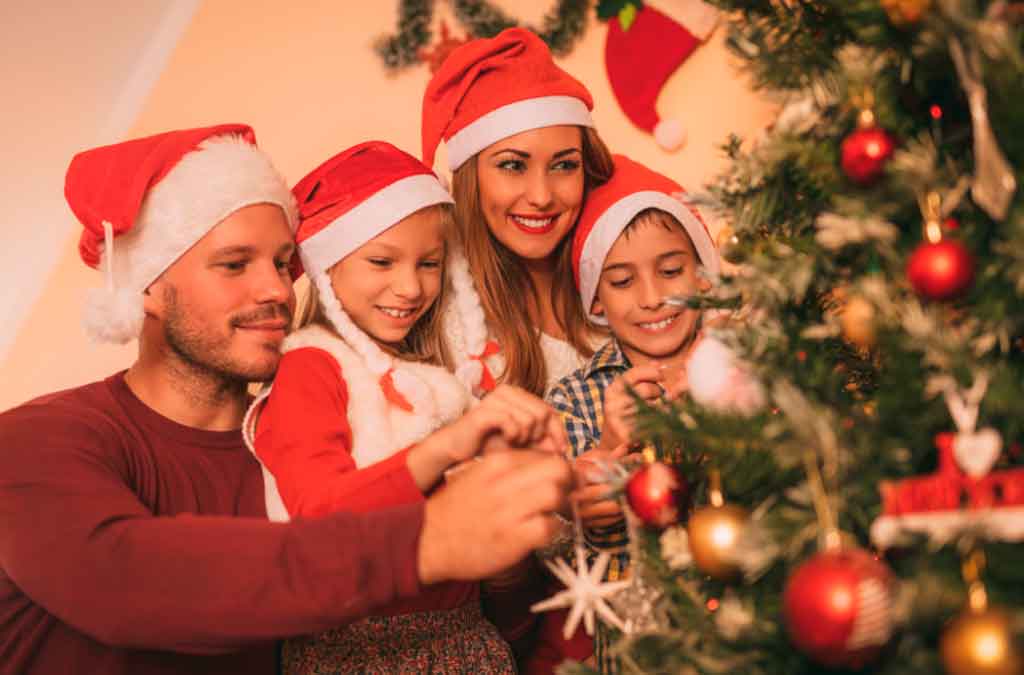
[530,545,631,640]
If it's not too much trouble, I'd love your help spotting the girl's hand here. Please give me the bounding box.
[598,365,663,450]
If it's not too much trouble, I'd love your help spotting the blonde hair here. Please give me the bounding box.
[451,127,614,395]
[295,203,454,369]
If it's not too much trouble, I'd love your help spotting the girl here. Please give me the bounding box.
[245,141,564,674]
[422,27,616,673]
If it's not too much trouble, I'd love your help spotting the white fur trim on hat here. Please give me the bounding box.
[298,174,453,277]
[446,96,594,171]
[311,270,437,418]
[578,191,720,325]
[83,134,298,343]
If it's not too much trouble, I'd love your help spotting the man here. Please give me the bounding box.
[0,124,571,675]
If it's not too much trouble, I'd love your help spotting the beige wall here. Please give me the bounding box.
[1,1,776,410]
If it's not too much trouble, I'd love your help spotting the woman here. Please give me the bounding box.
[422,27,616,673]
[423,27,614,397]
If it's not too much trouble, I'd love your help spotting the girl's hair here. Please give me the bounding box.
[451,126,614,395]
[295,203,454,369]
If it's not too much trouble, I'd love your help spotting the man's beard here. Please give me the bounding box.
[162,286,290,385]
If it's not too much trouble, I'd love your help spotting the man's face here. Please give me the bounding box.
[592,214,708,365]
[148,203,296,383]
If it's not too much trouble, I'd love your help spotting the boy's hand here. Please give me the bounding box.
[571,444,643,529]
[598,365,663,450]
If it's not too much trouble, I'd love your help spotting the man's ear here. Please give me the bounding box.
[142,279,166,318]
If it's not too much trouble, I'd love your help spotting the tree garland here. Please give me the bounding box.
[376,0,589,70]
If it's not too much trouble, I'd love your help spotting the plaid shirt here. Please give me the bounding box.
[546,338,632,674]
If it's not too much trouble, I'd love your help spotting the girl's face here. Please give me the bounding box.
[475,125,584,262]
[328,207,445,349]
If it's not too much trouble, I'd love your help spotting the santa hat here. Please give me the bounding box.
[572,154,720,325]
[604,1,719,150]
[66,123,297,343]
[291,141,458,412]
[421,27,595,172]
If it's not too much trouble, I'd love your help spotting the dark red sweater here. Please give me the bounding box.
[0,373,424,675]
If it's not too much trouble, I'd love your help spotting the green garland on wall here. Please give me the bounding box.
[376,0,589,70]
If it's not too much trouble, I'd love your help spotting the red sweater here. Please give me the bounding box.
[0,373,423,675]
[254,347,476,617]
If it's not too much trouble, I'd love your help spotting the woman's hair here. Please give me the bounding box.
[295,203,454,369]
[450,126,614,395]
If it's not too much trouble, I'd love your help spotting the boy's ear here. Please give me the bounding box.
[590,297,605,317]
[697,276,712,292]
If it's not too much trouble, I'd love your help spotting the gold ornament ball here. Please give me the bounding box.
[716,225,744,264]
[840,295,876,349]
[686,503,750,582]
[880,0,932,25]
[941,606,1022,675]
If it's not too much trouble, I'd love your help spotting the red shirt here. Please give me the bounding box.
[255,347,476,617]
[0,373,423,675]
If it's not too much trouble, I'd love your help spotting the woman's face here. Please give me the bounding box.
[474,125,584,262]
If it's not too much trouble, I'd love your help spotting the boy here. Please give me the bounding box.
[546,154,721,672]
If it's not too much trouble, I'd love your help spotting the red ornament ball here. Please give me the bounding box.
[841,127,897,185]
[906,239,975,300]
[626,461,689,529]
[784,548,894,669]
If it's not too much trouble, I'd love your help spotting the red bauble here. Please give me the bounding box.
[784,548,894,669]
[841,127,897,185]
[906,239,975,300]
[626,462,689,528]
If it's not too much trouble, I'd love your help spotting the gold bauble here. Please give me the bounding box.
[840,295,876,349]
[716,225,744,264]
[880,0,932,25]
[686,503,750,582]
[941,606,1022,675]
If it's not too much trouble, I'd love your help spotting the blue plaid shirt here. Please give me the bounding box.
[546,338,632,673]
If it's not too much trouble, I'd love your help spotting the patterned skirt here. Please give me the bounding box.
[282,602,516,675]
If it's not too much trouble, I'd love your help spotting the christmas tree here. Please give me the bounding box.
[560,1,1024,673]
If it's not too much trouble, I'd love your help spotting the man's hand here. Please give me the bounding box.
[417,451,572,584]
[598,365,663,450]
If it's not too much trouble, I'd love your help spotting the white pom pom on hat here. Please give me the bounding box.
[66,123,297,343]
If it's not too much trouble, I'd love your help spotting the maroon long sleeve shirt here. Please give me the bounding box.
[0,373,424,675]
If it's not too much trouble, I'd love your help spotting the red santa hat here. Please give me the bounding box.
[421,27,595,172]
[65,123,298,344]
[571,154,720,324]
[291,141,459,410]
[604,1,719,150]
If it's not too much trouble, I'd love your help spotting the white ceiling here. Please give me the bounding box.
[0,0,198,362]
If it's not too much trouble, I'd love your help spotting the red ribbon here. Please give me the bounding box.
[379,370,414,412]
[472,340,502,392]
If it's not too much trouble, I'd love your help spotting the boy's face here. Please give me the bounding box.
[592,215,709,365]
